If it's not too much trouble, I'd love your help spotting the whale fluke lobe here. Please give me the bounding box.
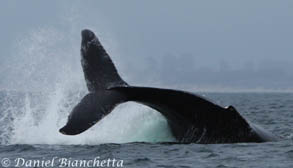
[80,29,127,92]
[59,91,126,135]
[60,29,278,143]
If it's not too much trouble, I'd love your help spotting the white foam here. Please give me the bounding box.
[9,86,175,145]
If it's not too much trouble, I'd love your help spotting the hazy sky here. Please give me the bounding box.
[0,1,293,90]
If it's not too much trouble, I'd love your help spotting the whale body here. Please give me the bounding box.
[59,29,278,144]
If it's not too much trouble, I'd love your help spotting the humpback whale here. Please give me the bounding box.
[59,29,278,144]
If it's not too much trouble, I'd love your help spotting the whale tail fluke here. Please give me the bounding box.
[60,29,129,135]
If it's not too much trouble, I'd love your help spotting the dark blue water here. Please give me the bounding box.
[0,91,292,168]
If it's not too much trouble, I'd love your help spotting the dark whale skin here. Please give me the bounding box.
[60,29,279,144]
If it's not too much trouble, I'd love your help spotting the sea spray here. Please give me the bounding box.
[7,89,175,145]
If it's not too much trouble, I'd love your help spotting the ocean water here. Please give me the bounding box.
[0,91,292,168]
[0,28,292,168]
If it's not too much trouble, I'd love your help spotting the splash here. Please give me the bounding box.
[8,86,175,145]
[0,28,175,145]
